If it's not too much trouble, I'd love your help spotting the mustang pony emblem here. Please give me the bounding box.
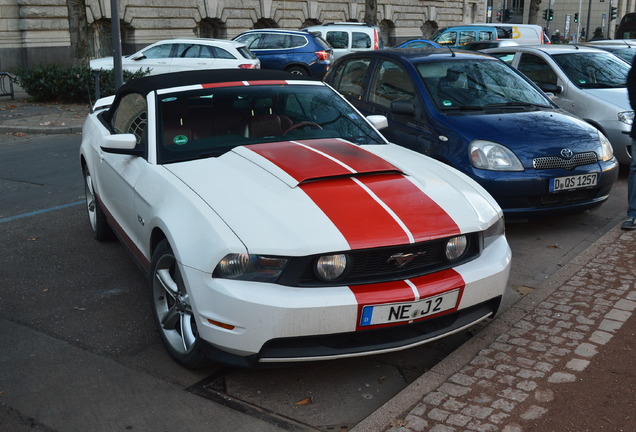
[387,251,427,268]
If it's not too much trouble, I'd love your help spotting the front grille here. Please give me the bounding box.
[532,152,598,170]
[528,189,598,207]
[277,233,480,287]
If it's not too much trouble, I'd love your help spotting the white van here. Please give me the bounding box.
[303,23,381,59]
[467,23,547,44]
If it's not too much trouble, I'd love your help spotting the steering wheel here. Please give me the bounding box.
[283,121,323,135]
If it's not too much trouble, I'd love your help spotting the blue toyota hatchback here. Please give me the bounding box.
[233,29,333,79]
[324,49,619,218]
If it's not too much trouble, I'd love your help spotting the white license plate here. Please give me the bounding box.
[360,289,460,326]
[549,173,598,192]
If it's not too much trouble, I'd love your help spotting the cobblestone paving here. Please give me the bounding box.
[386,229,636,432]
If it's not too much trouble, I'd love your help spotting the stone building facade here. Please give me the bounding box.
[1,0,634,71]
[1,0,486,71]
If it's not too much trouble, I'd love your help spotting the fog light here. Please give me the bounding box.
[446,235,468,260]
[316,254,348,281]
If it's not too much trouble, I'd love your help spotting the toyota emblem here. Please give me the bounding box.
[560,148,573,159]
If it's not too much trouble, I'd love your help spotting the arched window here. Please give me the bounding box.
[198,18,227,39]
[254,18,278,29]
[89,19,133,58]
[379,19,395,47]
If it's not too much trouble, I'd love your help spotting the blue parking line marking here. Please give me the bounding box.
[0,200,84,223]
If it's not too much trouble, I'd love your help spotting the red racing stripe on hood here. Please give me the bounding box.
[300,177,412,249]
[350,269,465,331]
[245,139,399,183]
[357,173,461,241]
[246,139,459,249]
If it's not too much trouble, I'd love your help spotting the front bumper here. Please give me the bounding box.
[180,235,511,366]
[469,160,619,218]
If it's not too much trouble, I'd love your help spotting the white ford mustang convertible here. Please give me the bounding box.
[80,69,511,368]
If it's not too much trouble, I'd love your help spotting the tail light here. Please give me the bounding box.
[239,63,258,69]
[374,29,379,50]
[315,50,330,61]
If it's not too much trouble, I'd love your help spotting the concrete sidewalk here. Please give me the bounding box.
[1,92,634,432]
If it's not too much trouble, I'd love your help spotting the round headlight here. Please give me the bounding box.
[216,253,250,278]
[446,235,468,260]
[316,254,348,281]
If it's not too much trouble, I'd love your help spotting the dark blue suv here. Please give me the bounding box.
[233,29,333,79]
[325,49,619,218]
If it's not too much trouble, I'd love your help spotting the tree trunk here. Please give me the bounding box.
[66,0,89,65]
[528,0,543,25]
[363,0,378,26]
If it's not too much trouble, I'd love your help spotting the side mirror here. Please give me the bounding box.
[391,100,415,115]
[539,83,563,95]
[366,115,388,130]
[131,53,146,61]
[101,134,143,156]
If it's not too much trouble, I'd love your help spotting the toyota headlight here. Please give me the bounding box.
[597,130,614,162]
[469,140,524,171]
[618,111,634,126]
[214,253,288,282]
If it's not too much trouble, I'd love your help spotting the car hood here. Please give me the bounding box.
[442,109,602,162]
[164,139,498,255]
[584,88,631,110]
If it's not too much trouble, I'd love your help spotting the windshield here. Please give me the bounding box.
[552,52,629,88]
[416,59,552,110]
[156,84,385,164]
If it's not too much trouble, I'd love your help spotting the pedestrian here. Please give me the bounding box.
[589,27,605,41]
[623,58,636,229]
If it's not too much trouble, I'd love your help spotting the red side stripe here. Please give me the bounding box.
[201,80,289,89]
[201,82,247,89]
[350,269,465,331]
[357,173,460,241]
[300,177,411,249]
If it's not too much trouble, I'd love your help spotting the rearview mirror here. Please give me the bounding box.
[366,115,388,130]
[101,134,143,156]
[539,83,563,95]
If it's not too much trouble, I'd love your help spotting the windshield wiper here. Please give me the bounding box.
[483,102,549,110]
[440,105,484,111]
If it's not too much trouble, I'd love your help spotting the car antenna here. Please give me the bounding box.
[446,46,456,57]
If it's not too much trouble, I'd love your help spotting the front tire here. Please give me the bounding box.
[83,165,114,241]
[150,239,209,369]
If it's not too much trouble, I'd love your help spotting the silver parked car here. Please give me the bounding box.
[484,45,633,164]
[90,38,260,75]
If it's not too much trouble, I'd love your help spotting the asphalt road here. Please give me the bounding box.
[0,133,629,431]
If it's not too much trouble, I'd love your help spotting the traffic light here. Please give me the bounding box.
[497,10,502,22]
[543,9,548,20]
[610,7,617,21]
[574,13,579,23]
[549,9,554,20]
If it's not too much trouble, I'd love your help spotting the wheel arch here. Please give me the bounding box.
[284,63,310,74]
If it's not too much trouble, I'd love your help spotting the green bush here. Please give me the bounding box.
[14,64,149,103]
